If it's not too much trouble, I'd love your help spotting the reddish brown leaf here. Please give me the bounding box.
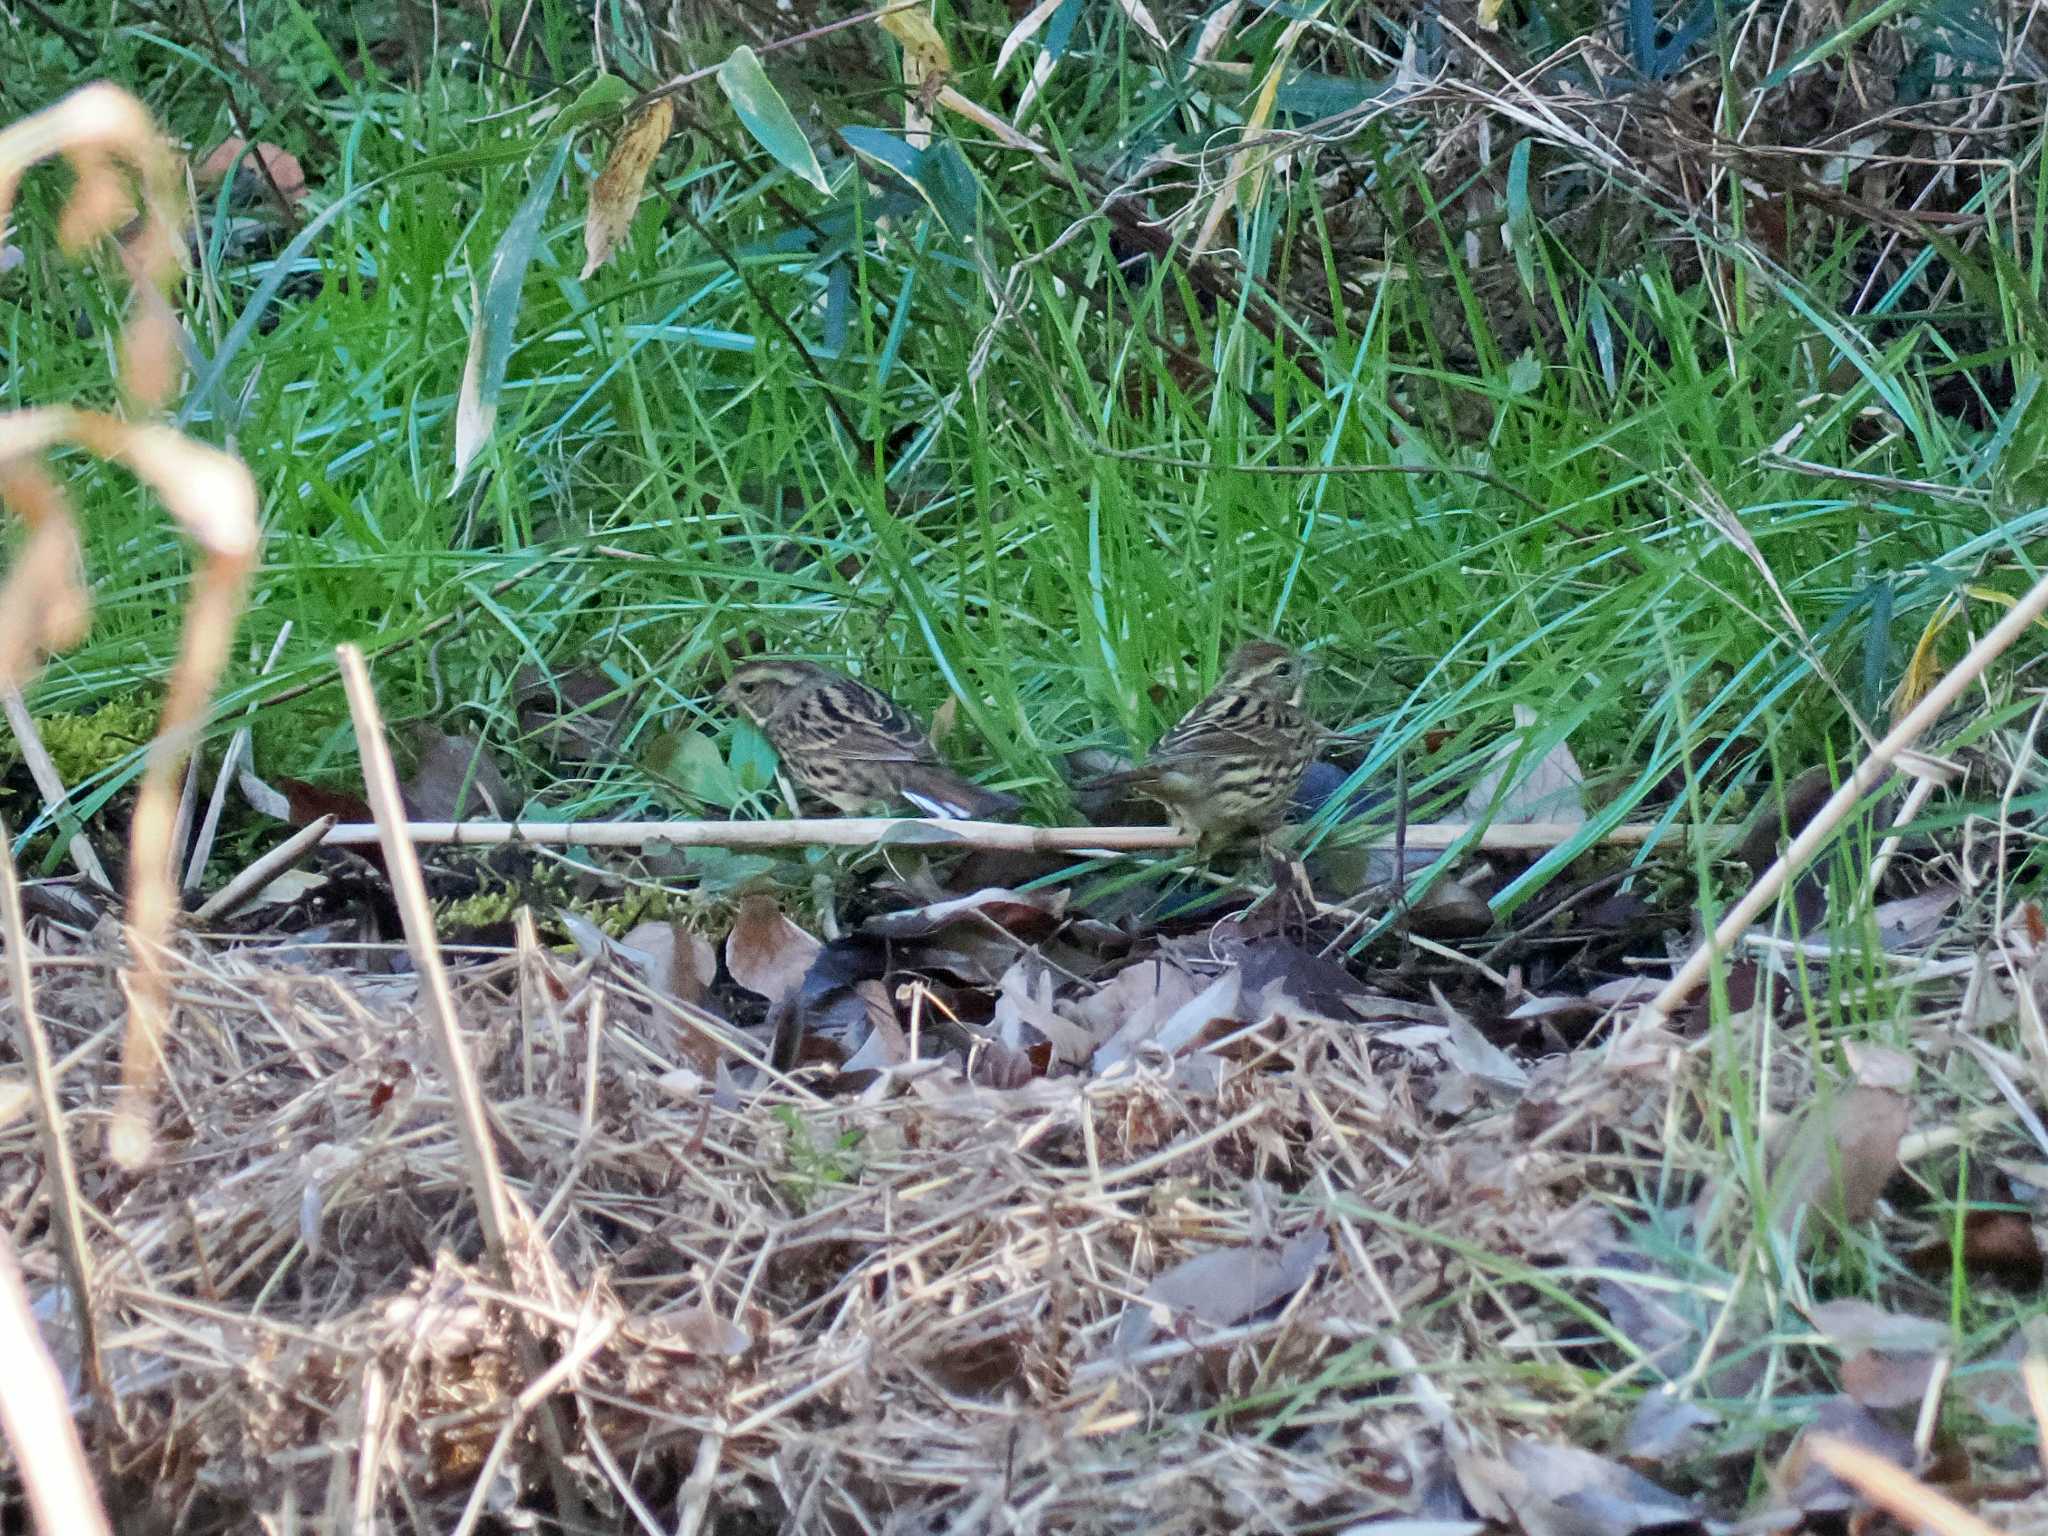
[1907,1210,2045,1289]
[1765,1085,1910,1236]
[724,894,822,1006]
[195,136,307,206]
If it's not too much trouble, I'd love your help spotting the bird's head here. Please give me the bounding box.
[720,659,829,724]
[1221,641,1308,704]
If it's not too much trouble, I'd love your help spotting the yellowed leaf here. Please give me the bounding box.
[880,2,952,143]
[1477,0,1505,28]
[879,3,953,86]
[581,97,675,279]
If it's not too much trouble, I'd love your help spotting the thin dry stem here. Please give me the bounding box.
[0,1231,112,1536]
[1638,558,2048,1026]
[315,815,1682,855]
[0,821,104,1407]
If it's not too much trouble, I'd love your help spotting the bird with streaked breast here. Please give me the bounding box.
[721,659,1020,820]
[1081,641,1320,841]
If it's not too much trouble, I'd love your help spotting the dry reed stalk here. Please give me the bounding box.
[336,642,589,1528]
[316,815,1680,855]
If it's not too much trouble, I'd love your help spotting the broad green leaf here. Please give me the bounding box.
[916,141,980,238]
[717,46,830,194]
[650,730,741,807]
[453,133,572,486]
[551,73,636,130]
[840,124,921,182]
[728,721,780,794]
[1506,348,1542,395]
[841,127,980,239]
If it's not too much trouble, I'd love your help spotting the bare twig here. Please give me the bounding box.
[316,815,1684,855]
[1634,559,2048,1027]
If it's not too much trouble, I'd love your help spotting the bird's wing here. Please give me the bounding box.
[809,684,936,763]
[1149,697,1296,764]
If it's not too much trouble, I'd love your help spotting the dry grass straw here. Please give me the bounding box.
[0,85,261,1171]
[0,1230,111,1535]
[337,641,590,1525]
[5,807,2046,1528]
[0,916,1671,1529]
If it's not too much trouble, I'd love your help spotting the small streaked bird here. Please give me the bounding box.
[721,659,1020,820]
[1082,641,1320,841]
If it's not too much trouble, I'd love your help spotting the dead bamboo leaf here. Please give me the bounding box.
[580,97,674,279]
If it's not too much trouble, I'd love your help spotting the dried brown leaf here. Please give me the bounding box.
[991,959,1094,1065]
[725,895,822,1006]
[581,98,674,279]
[1064,956,1206,1046]
[1093,965,1243,1072]
[1807,1299,1948,1356]
[840,981,909,1074]
[1115,1224,1328,1354]
[1777,1397,1918,1514]
[1839,1349,1941,1410]
[618,921,718,1008]
[1766,1084,1910,1235]
[1454,1438,1697,1536]
[862,885,1067,942]
[401,727,516,821]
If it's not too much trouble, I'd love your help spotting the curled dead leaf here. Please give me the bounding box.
[581,98,674,279]
[195,136,307,206]
[725,894,822,1006]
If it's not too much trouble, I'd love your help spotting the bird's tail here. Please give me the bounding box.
[897,765,1021,821]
